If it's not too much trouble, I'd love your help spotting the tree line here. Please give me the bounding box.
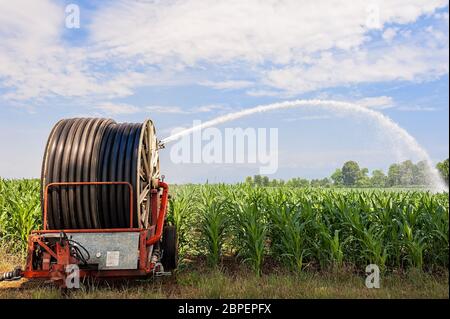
[245,158,449,188]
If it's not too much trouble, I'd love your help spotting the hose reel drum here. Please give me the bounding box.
[41,118,161,230]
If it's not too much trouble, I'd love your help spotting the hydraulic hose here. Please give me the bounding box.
[0,267,22,282]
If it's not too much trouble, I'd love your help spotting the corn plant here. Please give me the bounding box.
[312,226,347,270]
[401,223,426,270]
[197,187,229,266]
[232,188,268,276]
[268,200,309,273]
[167,186,198,259]
[0,179,41,252]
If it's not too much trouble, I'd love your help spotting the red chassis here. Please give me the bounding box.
[22,180,169,286]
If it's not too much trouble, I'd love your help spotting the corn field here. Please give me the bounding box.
[0,179,448,274]
[0,179,41,253]
[168,184,449,274]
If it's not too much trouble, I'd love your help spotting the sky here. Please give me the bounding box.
[0,0,448,183]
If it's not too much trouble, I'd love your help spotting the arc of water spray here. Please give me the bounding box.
[161,99,448,193]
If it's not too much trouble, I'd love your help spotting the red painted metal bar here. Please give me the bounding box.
[32,228,142,234]
[146,182,169,246]
[43,181,134,230]
[23,269,150,279]
[33,237,58,260]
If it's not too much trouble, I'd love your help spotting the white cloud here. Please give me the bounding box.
[357,96,395,109]
[93,103,231,115]
[199,80,253,90]
[145,105,188,114]
[89,0,448,64]
[80,0,450,99]
[382,28,398,42]
[146,104,228,114]
[434,11,449,21]
[96,102,140,115]
[192,104,229,113]
[397,105,439,111]
[246,89,284,97]
[0,1,150,102]
[0,0,448,103]
[263,39,448,95]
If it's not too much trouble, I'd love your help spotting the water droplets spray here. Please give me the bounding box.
[161,99,448,193]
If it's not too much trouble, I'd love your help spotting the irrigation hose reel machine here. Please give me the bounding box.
[19,118,177,286]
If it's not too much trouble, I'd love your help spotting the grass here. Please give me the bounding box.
[1,251,448,299]
[0,245,22,273]
[1,266,448,299]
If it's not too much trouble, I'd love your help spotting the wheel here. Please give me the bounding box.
[161,225,178,270]
[136,119,160,228]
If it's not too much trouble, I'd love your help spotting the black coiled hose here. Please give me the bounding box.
[0,267,22,281]
[41,118,158,230]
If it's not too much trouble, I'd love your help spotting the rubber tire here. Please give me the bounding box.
[161,225,178,271]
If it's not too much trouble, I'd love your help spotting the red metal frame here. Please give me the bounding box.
[146,182,169,246]
[23,180,170,285]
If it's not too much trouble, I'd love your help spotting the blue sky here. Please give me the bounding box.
[0,0,448,183]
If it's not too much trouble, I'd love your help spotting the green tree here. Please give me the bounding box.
[399,160,414,186]
[387,163,401,187]
[341,161,361,186]
[297,178,310,187]
[436,158,449,185]
[357,167,370,187]
[412,161,427,185]
[262,176,270,187]
[245,176,253,185]
[270,179,280,187]
[370,169,387,187]
[330,169,343,186]
[319,177,331,187]
[286,179,297,187]
[253,175,262,186]
[286,178,309,188]
[311,178,331,187]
